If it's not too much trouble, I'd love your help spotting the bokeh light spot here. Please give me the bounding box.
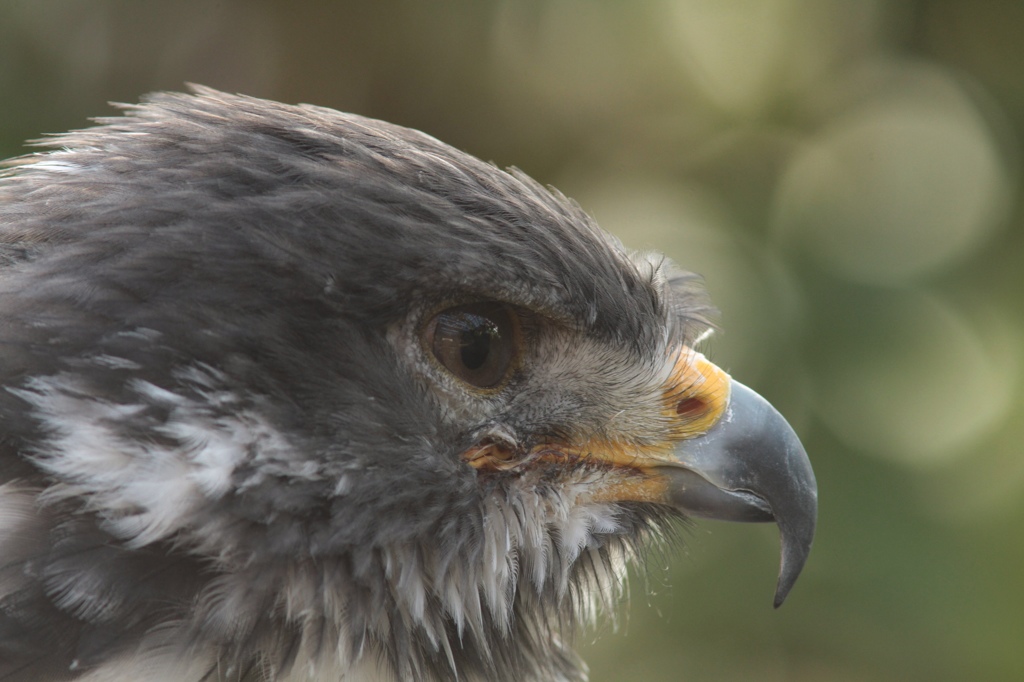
[773,62,1012,285]
[812,290,1019,466]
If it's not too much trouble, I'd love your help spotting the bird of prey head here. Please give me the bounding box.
[0,87,816,682]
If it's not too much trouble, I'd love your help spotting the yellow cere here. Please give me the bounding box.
[464,348,733,492]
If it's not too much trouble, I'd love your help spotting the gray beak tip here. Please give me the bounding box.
[668,380,818,606]
[772,474,818,608]
[773,524,814,608]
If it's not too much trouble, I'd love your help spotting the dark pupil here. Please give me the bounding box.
[429,302,515,389]
[458,314,497,370]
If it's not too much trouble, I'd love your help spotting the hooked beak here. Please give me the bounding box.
[463,348,817,607]
[663,375,817,607]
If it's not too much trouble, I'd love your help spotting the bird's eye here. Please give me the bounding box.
[425,302,518,389]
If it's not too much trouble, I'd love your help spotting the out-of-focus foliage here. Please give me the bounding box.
[2,1,1022,680]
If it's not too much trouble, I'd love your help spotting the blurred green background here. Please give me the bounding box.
[2,1,1022,680]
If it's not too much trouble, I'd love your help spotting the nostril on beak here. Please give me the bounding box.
[676,397,706,418]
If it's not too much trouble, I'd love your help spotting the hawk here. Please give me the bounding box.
[0,88,816,681]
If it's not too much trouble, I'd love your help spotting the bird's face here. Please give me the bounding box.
[0,88,815,682]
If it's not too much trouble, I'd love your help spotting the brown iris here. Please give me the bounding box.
[424,302,518,388]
